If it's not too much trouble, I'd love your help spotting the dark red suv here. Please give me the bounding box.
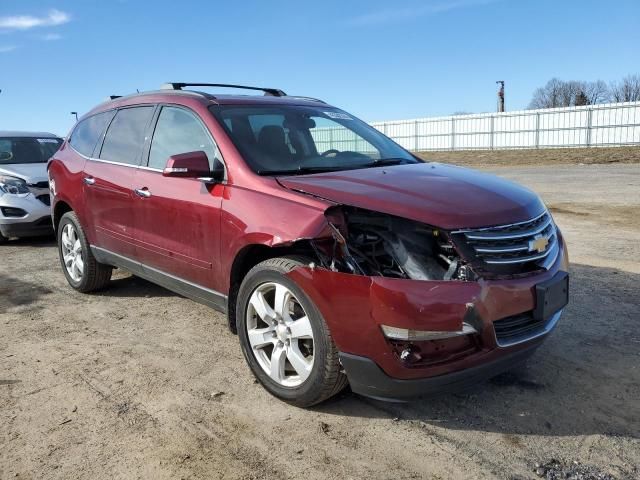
[48,83,569,406]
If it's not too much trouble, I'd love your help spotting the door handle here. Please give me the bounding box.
[134,187,152,198]
[83,177,95,185]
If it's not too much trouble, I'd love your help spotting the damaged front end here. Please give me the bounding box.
[283,203,566,391]
[312,206,477,282]
[285,206,488,375]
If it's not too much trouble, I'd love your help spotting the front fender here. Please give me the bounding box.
[219,184,332,292]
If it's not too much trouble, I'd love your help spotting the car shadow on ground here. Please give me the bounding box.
[316,263,640,439]
[0,273,54,309]
[95,273,179,299]
[1,235,56,248]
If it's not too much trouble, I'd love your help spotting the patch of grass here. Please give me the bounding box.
[414,146,640,167]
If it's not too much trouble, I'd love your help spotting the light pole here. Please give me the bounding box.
[71,111,78,122]
[496,81,505,112]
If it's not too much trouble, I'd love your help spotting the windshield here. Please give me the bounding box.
[0,137,62,165]
[209,105,420,175]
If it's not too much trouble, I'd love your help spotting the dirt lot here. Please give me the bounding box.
[1,163,639,480]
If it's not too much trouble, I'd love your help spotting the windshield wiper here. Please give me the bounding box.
[258,158,412,176]
[370,158,408,167]
[258,165,349,176]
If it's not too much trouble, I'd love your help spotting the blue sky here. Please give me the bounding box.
[0,0,639,136]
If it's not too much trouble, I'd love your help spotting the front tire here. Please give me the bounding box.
[57,211,112,292]
[236,256,348,407]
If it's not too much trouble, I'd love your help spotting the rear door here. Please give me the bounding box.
[83,105,155,258]
[131,105,225,291]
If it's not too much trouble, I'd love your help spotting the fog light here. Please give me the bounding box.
[381,323,477,341]
[1,207,27,217]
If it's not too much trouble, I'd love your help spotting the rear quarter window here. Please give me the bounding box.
[69,111,116,157]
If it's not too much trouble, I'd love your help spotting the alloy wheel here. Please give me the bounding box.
[61,223,84,282]
[245,282,315,387]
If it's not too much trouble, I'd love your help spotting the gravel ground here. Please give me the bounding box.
[1,164,639,480]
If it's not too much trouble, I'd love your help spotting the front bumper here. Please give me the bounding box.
[340,309,562,401]
[0,191,52,238]
[287,234,568,396]
[340,341,541,401]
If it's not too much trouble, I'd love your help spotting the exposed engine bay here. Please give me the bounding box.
[312,206,476,281]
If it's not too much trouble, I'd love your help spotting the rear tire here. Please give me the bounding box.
[236,256,348,407]
[57,211,112,292]
[0,232,7,244]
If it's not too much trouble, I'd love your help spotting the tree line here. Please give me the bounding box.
[529,74,640,109]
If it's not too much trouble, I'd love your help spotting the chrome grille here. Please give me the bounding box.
[452,211,559,272]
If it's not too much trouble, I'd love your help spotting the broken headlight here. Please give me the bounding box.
[315,206,476,281]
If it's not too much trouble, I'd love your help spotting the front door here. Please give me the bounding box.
[131,105,225,291]
[84,106,155,258]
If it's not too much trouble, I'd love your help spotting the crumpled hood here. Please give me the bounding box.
[0,163,48,185]
[277,163,545,229]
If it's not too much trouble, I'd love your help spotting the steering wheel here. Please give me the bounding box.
[320,149,340,157]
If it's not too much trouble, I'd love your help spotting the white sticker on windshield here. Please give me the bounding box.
[37,138,60,143]
[324,111,353,120]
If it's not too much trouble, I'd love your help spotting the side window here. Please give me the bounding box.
[69,111,115,157]
[148,107,221,170]
[99,106,154,165]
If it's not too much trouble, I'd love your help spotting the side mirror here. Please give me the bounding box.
[0,151,13,161]
[163,151,212,178]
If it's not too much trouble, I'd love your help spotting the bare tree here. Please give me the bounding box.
[529,78,611,108]
[610,74,640,102]
[529,78,565,109]
[584,80,609,104]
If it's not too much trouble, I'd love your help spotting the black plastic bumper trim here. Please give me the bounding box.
[340,343,541,401]
[0,217,53,238]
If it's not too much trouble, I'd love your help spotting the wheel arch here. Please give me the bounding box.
[226,241,318,334]
[52,200,73,233]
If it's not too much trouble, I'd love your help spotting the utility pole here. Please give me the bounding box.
[70,111,78,122]
[496,81,505,112]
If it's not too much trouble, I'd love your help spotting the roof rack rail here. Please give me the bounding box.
[161,82,287,97]
[108,95,122,100]
[286,95,326,104]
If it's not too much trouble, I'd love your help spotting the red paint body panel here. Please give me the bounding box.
[277,162,545,229]
[83,161,137,257]
[47,142,87,227]
[219,181,330,293]
[131,169,225,290]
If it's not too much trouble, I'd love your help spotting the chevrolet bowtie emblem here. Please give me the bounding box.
[529,235,549,253]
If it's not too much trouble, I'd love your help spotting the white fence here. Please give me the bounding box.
[365,101,640,151]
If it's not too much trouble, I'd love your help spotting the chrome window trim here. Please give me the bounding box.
[69,145,163,172]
